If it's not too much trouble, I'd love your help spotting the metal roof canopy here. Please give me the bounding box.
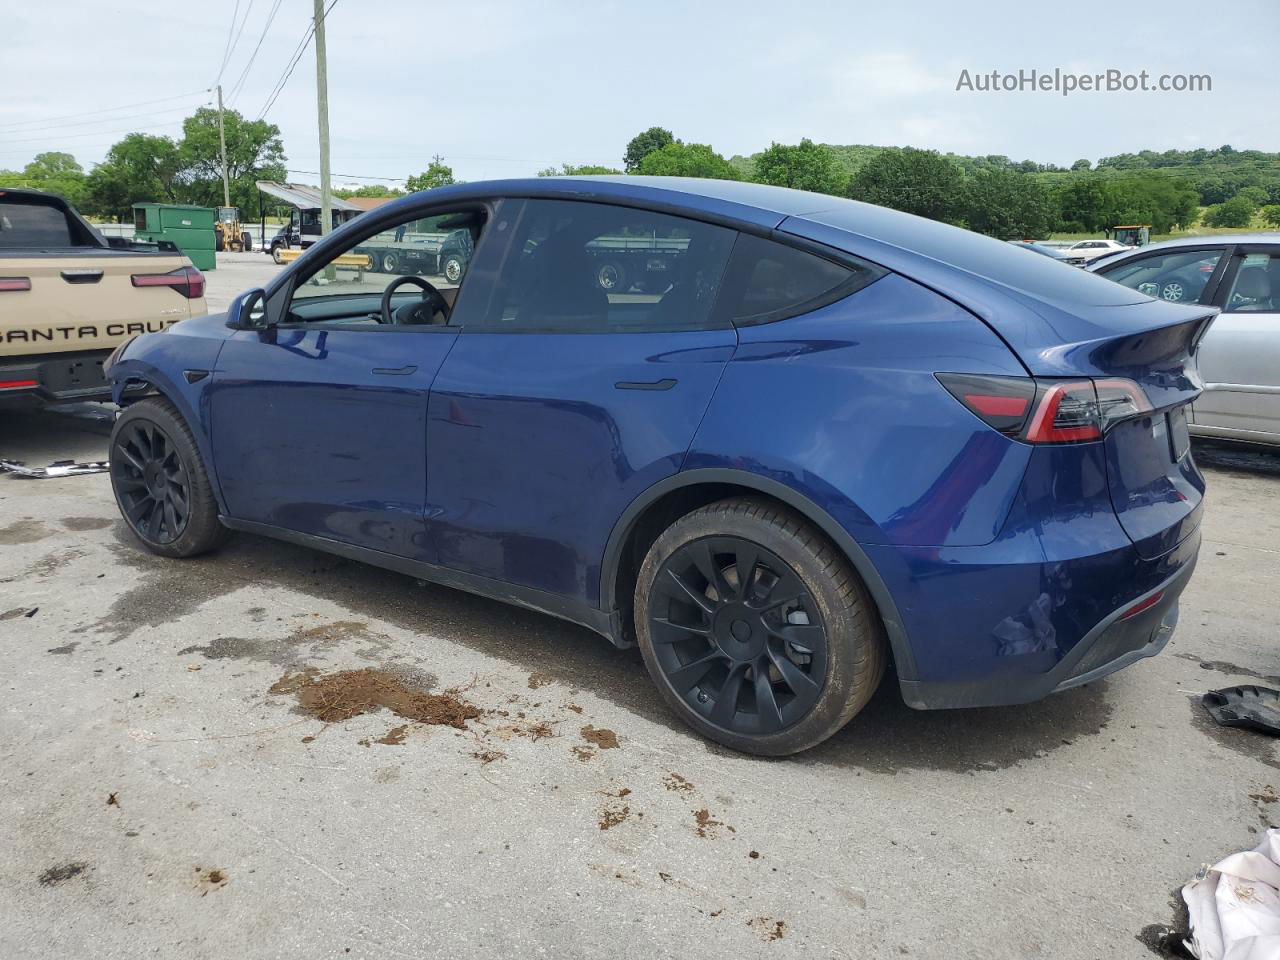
[254,181,363,212]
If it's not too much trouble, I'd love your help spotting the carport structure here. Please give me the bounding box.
[253,181,364,254]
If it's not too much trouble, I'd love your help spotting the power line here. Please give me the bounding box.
[0,90,208,131]
[256,0,339,120]
[228,0,284,105]
[0,115,202,147]
[215,0,243,85]
[0,103,205,138]
[286,167,404,182]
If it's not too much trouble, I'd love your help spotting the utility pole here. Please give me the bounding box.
[313,0,332,240]
[215,84,231,209]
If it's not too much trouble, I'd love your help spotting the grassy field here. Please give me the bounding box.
[1050,209,1279,244]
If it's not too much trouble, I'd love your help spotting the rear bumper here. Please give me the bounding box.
[0,349,113,404]
[897,546,1195,709]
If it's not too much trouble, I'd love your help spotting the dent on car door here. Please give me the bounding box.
[1195,249,1280,442]
[424,198,739,607]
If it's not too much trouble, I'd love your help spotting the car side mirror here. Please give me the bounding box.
[225,287,268,330]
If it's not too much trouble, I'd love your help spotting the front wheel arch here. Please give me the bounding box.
[600,469,916,684]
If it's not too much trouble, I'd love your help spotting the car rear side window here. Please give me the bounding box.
[480,199,736,332]
[1097,249,1224,305]
[720,233,882,325]
[0,200,75,248]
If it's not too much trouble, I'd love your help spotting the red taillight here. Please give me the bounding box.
[1118,590,1164,621]
[0,379,38,390]
[0,277,31,292]
[938,374,1153,445]
[131,266,204,300]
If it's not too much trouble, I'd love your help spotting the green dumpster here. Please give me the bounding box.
[132,203,217,271]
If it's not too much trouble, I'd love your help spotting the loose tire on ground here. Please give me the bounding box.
[634,496,885,756]
[109,397,231,559]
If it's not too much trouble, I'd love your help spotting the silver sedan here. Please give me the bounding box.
[1090,234,1280,446]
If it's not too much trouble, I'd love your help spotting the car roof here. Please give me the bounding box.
[1118,233,1280,252]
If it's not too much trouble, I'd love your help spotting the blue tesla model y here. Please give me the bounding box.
[104,177,1211,755]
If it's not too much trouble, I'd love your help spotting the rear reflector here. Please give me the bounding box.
[937,373,1154,445]
[1118,591,1164,621]
[0,379,38,390]
[131,265,205,299]
[0,277,31,292]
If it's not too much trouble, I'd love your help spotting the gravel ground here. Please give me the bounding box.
[1,264,1278,958]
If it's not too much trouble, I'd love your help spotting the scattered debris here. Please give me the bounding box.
[46,642,76,655]
[658,871,673,883]
[565,703,583,714]
[749,850,760,859]
[663,772,694,794]
[748,917,787,942]
[1181,829,1280,959]
[472,749,506,765]
[268,668,481,729]
[194,866,228,895]
[301,736,316,744]
[710,909,724,918]
[580,725,619,750]
[38,862,88,886]
[599,802,630,831]
[106,792,119,807]
[693,808,733,839]
[1,607,37,620]
[375,724,408,746]
[571,745,595,762]
[1203,686,1280,736]
[527,672,554,689]
[0,459,109,479]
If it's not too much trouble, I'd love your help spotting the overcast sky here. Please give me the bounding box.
[2,0,1276,186]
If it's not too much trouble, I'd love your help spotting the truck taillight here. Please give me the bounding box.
[0,277,31,292]
[937,374,1153,445]
[131,266,204,299]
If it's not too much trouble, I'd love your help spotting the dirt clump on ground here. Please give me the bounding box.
[663,772,694,793]
[38,862,88,886]
[194,866,229,895]
[375,724,409,745]
[527,672,555,689]
[748,918,787,942]
[269,668,481,729]
[580,725,618,749]
[693,808,734,838]
[572,745,595,762]
[599,802,630,831]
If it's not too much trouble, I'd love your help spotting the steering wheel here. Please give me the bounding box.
[380,275,449,326]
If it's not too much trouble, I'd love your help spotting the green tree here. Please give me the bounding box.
[537,163,622,177]
[1071,158,1092,172]
[406,161,456,192]
[847,147,965,223]
[1204,194,1257,228]
[635,142,740,180]
[333,184,405,199]
[176,107,286,211]
[964,169,1056,238]
[1237,185,1269,206]
[83,134,184,220]
[623,127,675,172]
[1261,204,1280,227]
[751,139,846,195]
[21,152,88,207]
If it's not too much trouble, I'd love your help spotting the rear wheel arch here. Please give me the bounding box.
[601,468,916,682]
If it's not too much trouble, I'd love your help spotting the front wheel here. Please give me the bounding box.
[109,398,230,558]
[634,497,885,756]
[271,244,286,265]
[442,254,465,284]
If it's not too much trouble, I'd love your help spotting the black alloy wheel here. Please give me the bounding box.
[648,536,828,736]
[111,419,191,545]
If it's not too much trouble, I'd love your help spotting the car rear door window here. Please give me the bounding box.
[0,200,74,248]
[479,199,736,332]
[719,232,882,325]
[1222,252,1280,313]
[1097,248,1224,305]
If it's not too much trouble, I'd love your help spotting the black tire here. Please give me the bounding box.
[381,252,400,274]
[215,230,225,253]
[109,397,230,559]
[271,244,286,265]
[364,250,381,273]
[596,261,626,292]
[442,254,465,284]
[634,497,885,756]
[241,232,253,252]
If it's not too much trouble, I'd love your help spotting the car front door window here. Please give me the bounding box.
[1098,249,1224,304]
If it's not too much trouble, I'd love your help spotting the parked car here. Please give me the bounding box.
[1091,235,1280,446]
[1007,240,1088,266]
[104,178,1209,755]
[0,187,206,406]
[1062,238,1131,262]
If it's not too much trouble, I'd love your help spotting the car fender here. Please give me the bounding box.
[599,466,917,682]
[107,333,229,513]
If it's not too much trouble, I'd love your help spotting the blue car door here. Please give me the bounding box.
[425,198,739,607]
[209,207,492,559]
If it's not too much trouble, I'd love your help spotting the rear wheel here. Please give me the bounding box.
[109,398,229,558]
[271,244,286,265]
[634,497,885,756]
[1160,279,1188,302]
[381,252,400,274]
[443,254,465,284]
[596,261,626,292]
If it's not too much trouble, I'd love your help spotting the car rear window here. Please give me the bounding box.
[0,199,75,248]
[720,233,881,324]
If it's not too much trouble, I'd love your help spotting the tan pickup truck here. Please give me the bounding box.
[0,187,207,406]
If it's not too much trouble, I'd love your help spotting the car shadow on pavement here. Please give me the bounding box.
[102,525,1118,775]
